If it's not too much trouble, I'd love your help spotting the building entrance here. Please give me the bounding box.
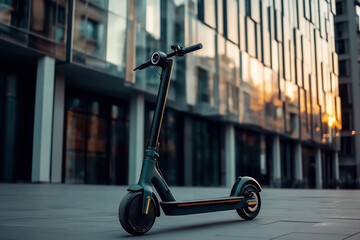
[64,90,129,185]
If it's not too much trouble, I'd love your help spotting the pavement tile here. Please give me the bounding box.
[272,232,349,240]
[344,232,360,240]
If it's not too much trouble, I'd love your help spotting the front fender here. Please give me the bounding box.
[127,184,160,217]
[230,176,262,197]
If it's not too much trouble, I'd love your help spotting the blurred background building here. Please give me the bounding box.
[334,0,360,188]
[0,0,343,188]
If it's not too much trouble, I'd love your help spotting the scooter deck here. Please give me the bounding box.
[160,196,254,216]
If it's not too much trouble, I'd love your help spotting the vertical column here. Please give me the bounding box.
[334,151,340,188]
[225,124,235,187]
[183,116,193,186]
[128,93,145,185]
[125,0,136,84]
[294,141,303,187]
[32,56,55,182]
[315,147,323,189]
[272,135,281,187]
[260,135,267,176]
[50,72,65,183]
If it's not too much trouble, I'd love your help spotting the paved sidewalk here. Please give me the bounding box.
[0,184,360,240]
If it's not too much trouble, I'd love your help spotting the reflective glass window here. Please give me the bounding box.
[146,0,160,39]
[246,17,256,57]
[30,0,58,39]
[85,7,106,59]
[339,60,350,76]
[197,67,209,103]
[73,0,87,52]
[0,0,30,29]
[204,0,215,28]
[356,5,360,32]
[217,0,223,33]
[239,13,245,51]
[235,129,260,180]
[192,118,222,186]
[106,12,127,67]
[226,0,238,43]
[108,0,127,17]
[335,2,345,15]
[65,93,129,185]
[341,111,350,131]
[251,0,260,22]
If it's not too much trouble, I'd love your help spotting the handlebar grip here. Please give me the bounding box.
[183,43,203,55]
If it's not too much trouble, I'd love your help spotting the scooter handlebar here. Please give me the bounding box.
[182,43,203,55]
[134,43,203,71]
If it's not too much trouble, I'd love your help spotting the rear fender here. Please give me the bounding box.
[230,176,262,197]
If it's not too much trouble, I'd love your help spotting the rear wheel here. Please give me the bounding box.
[236,184,261,220]
[118,192,156,235]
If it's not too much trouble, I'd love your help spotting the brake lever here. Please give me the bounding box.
[133,60,152,71]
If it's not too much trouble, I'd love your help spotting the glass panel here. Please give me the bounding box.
[73,0,87,52]
[192,118,221,186]
[89,0,108,9]
[86,112,107,184]
[64,94,129,185]
[159,110,183,186]
[106,13,126,67]
[0,0,30,29]
[226,0,238,43]
[217,0,223,33]
[30,0,57,39]
[235,129,260,179]
[85,6,106,59]
[146,0,160,39]
[197,67,209,103]
[246,17,256,57]
[55,0,68,43]
[108,0,126,17]
[204,0,215,28]
[65,110,87,184]
[109,104,128,185]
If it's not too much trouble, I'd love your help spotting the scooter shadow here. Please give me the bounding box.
[118,218,251,238]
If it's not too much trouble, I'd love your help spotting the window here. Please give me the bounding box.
[244,91,250,111]
[356,5,360,32]
[81,17,98,39]
[336,2,346,15]
[335,22,348,37]
[197,67,209,103]
[226,0,239,43]
[340,136,355,156]
[339,83,352,107]
[341,112,351,131]
[197,0,216,28]
[0,0,30,29]
[335,39,348,54]
[245,0,251,16]
[339,60,350,76]
[197,0,204,22]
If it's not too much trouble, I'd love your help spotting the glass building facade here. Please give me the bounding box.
[0,0,343,188]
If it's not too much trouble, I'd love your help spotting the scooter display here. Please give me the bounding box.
[118,43,262,236]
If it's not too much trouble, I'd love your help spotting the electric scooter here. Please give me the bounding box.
[118,43,262,236]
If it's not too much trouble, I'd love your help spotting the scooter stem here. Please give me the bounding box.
[147,58,174,149]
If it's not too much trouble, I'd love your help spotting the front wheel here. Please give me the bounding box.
[118,192,156,235]
[236,184,261,220]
